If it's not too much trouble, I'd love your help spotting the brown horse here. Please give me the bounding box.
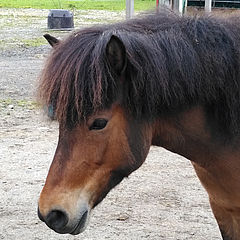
[37,9,240,239]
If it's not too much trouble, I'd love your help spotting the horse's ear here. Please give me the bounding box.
[44,34,60,47]
[106,35,126,75]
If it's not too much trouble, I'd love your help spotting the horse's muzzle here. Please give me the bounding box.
[38,206,89,234]
[38,207,69,233]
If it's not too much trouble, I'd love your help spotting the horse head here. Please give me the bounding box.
[38,34,152,234]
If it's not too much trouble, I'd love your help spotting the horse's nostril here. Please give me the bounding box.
[45,210,69,231]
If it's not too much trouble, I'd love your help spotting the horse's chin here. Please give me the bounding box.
[70,210,90,235]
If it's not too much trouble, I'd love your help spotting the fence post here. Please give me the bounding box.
[205,0,212,12]
[173,0,185,14]
[126,0,134,19]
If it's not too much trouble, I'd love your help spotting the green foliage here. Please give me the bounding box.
[0,0,156,11]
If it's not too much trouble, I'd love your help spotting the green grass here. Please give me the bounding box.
[21,38,47,47]
[0,0,156,11]
[16,99,39,109]
[0,98,13,107]
[0,98,39,109]
[0,37,47,49]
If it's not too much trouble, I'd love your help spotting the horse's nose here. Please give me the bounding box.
[46,210,69,231]
[38,207,69,232]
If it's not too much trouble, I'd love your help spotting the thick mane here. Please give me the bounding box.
[38,9,240,137]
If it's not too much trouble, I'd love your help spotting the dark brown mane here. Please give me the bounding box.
[38,9,240,137]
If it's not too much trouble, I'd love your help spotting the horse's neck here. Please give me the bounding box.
[152,107,240,240]
[151,106,218,167]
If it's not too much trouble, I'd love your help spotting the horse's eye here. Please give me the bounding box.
[89,119,108,130]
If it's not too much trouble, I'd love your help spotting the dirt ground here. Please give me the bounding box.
[0,8,230,240]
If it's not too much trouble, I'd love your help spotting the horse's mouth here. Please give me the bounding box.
[70,210,89,235]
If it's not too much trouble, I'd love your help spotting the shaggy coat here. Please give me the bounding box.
[39,9,240,140]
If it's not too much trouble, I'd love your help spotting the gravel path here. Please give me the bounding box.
[0,8,224,240]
